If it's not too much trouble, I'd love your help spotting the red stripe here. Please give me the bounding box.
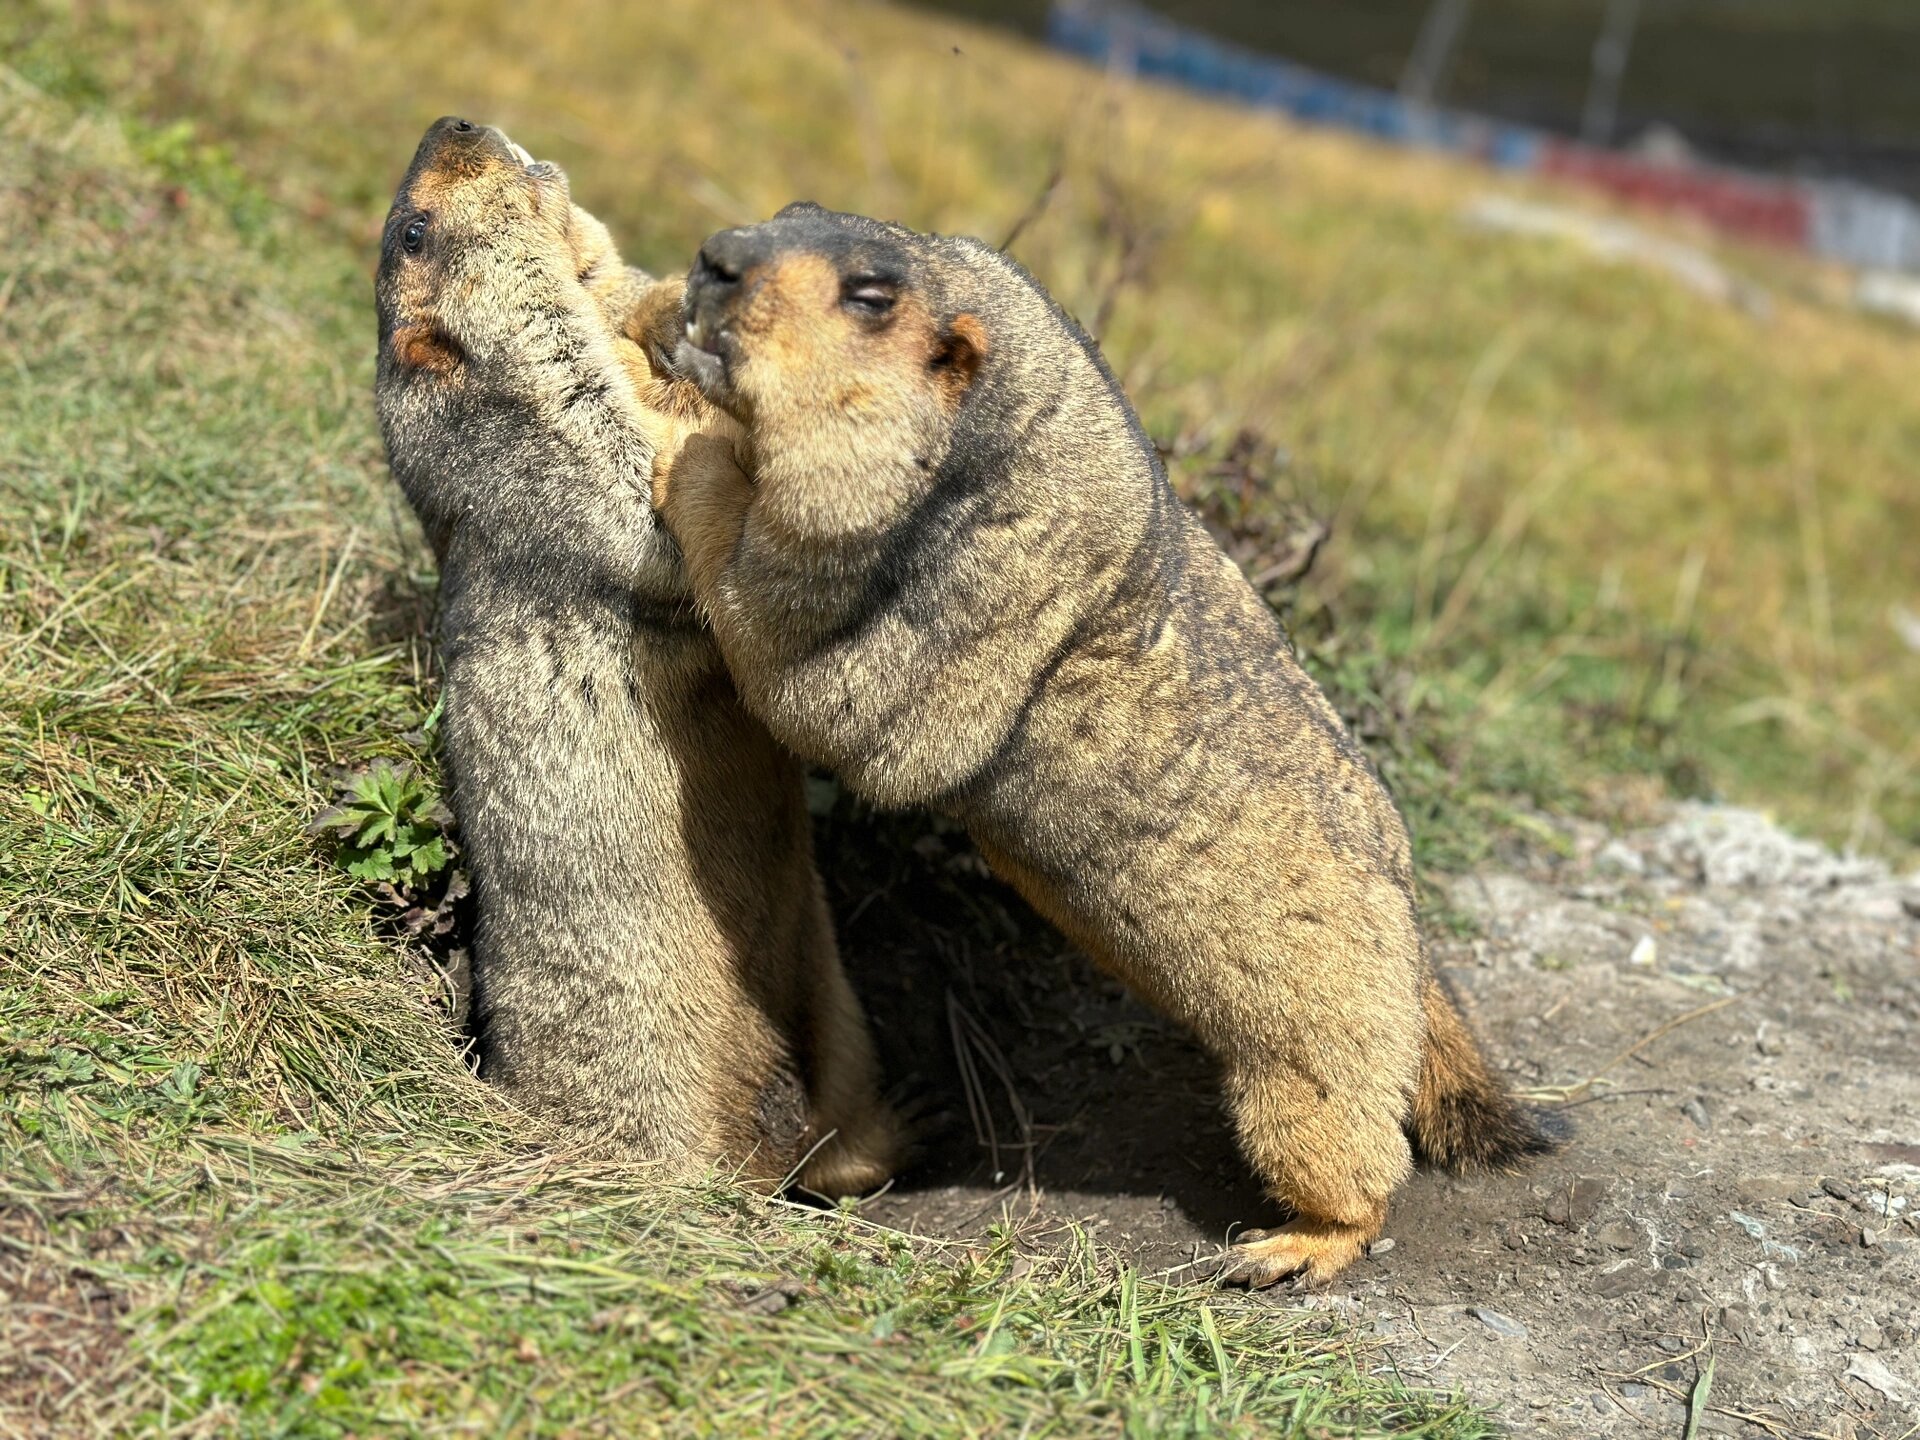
[1540,140,1812,250]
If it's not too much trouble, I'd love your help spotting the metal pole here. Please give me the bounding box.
[1581,0,1644,147]
[1400,0,1474,108]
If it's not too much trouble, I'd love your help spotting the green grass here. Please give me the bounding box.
[4,0,1918,1432]
[0,33,1488,1440]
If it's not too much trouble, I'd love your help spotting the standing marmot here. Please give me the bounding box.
[373,124,897,1194]
[652,203,1558,1282]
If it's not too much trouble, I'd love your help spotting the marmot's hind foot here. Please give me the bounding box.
[792,1103,905,1200]
[1219,1218,1375,1289]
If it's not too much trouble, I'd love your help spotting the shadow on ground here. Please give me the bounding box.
[816,801,1276,1258]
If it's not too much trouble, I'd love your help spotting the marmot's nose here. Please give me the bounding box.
[694,229,761,288]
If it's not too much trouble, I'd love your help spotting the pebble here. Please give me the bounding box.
[1681,1096,1712,1130]
[1545,1176,1609,1228]
[1739,1175,1812,1203]
[1368,1237,1395,1258]
[1857,1324,1884,1350]
[1593,1267,1641,1298]
[1629,934,1658,966]
[1597,1220,1639,1250]
[1468,1306,1528,1340]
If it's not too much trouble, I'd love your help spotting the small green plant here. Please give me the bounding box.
[312,759,471,959]
[312,760,454,891]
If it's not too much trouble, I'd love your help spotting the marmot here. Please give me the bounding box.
[651,203,1559,1282]
[372,124,898,1194]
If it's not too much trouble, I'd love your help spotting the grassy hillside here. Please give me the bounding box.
[22,0,1914,861]
[3,0,1917,1432]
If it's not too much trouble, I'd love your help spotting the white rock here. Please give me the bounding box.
[1651,803,1886,894]
[1595,840,1646,876]
[1846,1353,1914,1403]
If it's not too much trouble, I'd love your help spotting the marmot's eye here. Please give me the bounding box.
[842,277,897,317]
[402,216,428,253]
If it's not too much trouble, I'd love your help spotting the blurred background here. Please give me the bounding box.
[5,0,1917,865]
[933,0,1920,199]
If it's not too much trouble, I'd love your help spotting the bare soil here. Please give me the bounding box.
[825,803,1920,1438]
[0,1204,130,1440]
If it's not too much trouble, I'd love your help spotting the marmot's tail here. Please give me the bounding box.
[1407,974,1567,1171]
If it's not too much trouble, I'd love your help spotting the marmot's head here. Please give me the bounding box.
[676,203,989,421]
[672,203,1146,543]
[673,203,994,536]
[375,117,619,392]
[374,118,673,568]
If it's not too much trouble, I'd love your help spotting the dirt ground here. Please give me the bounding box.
[825,802,1920,1438]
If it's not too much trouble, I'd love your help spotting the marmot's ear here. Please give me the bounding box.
[392,323,464,375]
[931,313,987,405]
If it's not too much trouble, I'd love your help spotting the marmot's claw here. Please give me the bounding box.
[1219,1222,1367,1288]
[1218,1228,1303,1290]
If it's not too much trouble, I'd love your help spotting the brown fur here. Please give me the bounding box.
[372,125,897,1194]
[642,203,1559,1282]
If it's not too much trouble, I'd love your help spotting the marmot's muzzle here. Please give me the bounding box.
[408,116,531,183]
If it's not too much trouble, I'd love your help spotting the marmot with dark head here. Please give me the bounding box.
[373,125,898,1194]
[652,202,1559,1283]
